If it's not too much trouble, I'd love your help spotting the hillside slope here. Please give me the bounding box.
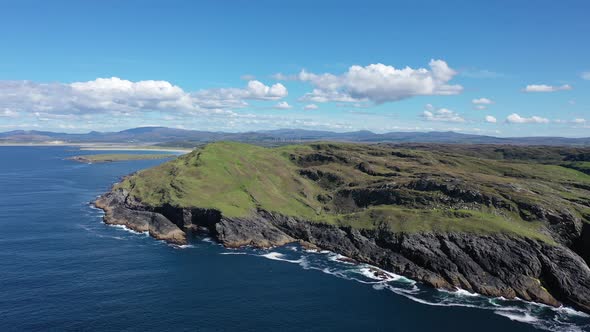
[96,142,590,313]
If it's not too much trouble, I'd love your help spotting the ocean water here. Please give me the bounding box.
[1,146,590,332]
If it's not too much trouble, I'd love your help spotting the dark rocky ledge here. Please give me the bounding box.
[95,188,590,314]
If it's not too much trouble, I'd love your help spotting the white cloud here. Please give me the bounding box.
[0,108,19,118]
[244,80,288,100]
[472,98,493,110]
[194,80,287,108]
[70,77,185,100]
[523,84,572,92]
[473,98,493,104]
[273,101,292,110]
[573,118,586,124]
[300,89,359,103]
[581,72,590,80]
[506,113,549,124]
[472,97,493,105]
[422,105,465,123]
[303,104,319,110]
[485,115,497,123]
[0,78,288,117]
[292,59,462,104]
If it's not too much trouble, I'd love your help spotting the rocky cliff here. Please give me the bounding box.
[95,187,590,313]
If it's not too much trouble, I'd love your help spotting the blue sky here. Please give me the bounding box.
[0,0,588,136]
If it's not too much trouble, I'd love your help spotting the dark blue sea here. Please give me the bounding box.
[1,146,590,332]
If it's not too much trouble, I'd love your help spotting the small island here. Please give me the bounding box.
[68,153,176,163]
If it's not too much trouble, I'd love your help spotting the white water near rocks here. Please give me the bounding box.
[89,197,590,332]
[211,242,590,332]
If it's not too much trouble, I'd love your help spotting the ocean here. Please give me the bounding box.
[1,146,589,331]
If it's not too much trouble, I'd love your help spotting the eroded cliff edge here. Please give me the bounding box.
[94,142,590,314]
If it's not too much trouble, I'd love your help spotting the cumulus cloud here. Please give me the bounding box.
[303,104,319,110]
[273,101,292,110]
[70,77,185,99]
[506,113,549,124]
[300,89,358,103]
[472,97,494,110]
[422,105,464,123]
[0,78,288,116]
[485,115,497,123]
[472,97,493,105]
[287,59,462,104]
[523,84,572,93]
[193,80,287,109]
[243,80,288,100]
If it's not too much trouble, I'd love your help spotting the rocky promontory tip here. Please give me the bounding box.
[95,190,187,245]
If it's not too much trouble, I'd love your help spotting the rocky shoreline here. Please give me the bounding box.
[95,188,590,314]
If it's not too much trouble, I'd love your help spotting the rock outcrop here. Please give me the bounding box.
[95,190,186,245]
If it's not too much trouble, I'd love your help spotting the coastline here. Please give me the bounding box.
[0,142,192,154]
[94,187,590,315]
[79,147,191,153]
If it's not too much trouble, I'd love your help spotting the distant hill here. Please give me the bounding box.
[1,126,590,146]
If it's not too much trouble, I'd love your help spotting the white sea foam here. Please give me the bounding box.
[372,283,387,291]
[555,306,590,318]
[304,249,331,254]
[171,244,195,249]
[494,311,540,323]
[108,224,149,236]
[439,288,480,297]
[328,253,356,264]
[259,252,303,264]
[356,266,400,282]
[88,204,103,211]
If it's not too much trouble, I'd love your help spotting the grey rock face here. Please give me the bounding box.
[95,190,186,245]
[263,213,590,312]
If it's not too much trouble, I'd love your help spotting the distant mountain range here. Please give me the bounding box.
[1,126,590,146]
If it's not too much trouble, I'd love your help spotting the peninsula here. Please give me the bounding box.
[95,142,590,313]
[69,153,176,163]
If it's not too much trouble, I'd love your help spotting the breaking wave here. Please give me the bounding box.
[108,224,149,236]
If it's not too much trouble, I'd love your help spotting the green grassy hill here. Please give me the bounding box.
[117,142,590,243]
